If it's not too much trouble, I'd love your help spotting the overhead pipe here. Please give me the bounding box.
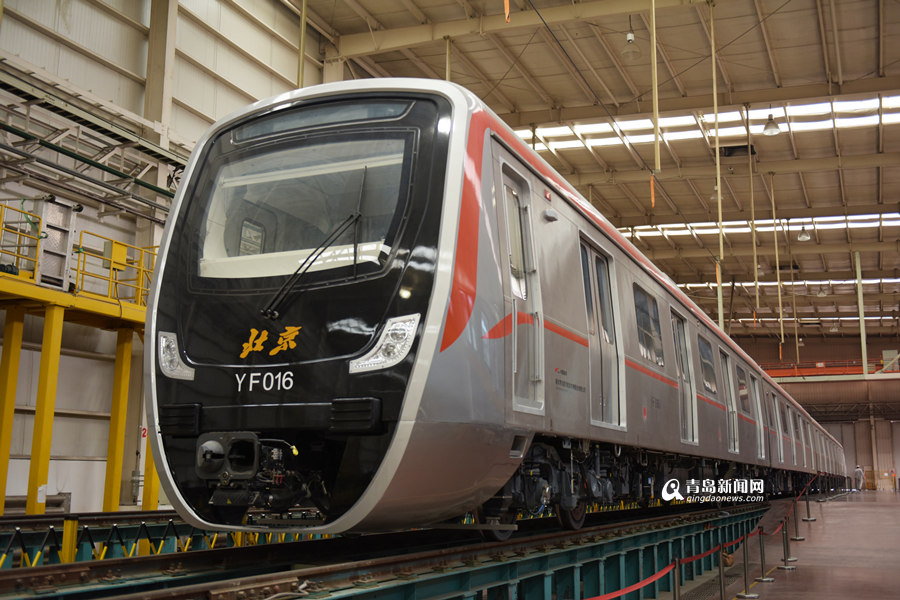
[0,122,174,199]
[0,142,169,221]
[770,173,785,347]
[446,36,452,81]
[787,228,801,365]
[746,104,759,313]
[710,0,724,331]
[651,0,660,174]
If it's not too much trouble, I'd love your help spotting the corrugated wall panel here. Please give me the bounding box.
[3,0,148,114]
[172,0,302,132]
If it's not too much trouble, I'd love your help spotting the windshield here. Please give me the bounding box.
[198,133,412,279]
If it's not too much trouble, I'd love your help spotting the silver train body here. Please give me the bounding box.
[146,79,845,534]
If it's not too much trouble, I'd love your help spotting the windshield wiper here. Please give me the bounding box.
[259,211,360,320]
[352,166,367,278]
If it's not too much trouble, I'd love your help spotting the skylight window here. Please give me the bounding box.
[617,118,654,131]
[536,125,573,137]
[835,115,880,128]
[574,122,613,134]
[658,115,698,127]
[702,110,743,122]
[548,139,585,150]
[664,130,705,140]
[833,99,880,112]
[787,102,831,116]
[787,119,834,132]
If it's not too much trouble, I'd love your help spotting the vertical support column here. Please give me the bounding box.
[141,443,160,511]
[26,304,65,514]
[323,46,345,83]
[103,328,134,512]
[854,251,868,375]
[297,0,308,87]
[0,306,25,515]
[144,0,178,148]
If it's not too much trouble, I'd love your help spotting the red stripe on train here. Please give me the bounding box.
[624,358,679,389]
[440,109,489,352]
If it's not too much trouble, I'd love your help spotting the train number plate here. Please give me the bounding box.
[235,371,294,392]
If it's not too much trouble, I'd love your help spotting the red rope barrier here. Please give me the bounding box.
[585,561,676,600]
[722,533,745,549]
[761,520,785,536]
[679,543,722,565]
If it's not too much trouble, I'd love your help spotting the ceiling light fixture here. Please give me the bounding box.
[797,225,811,242]
[621,16,641,62]
[762,113,781,136]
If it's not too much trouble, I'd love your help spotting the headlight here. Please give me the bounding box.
[158,331,195,380]
[349,314,420,373]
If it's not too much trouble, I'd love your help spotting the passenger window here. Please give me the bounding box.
[735,366,751,413]
[504,186,528,300]
[633,284,664,367]
[697,336,717,394]
[580,245,594,332]
[595,257,614,341]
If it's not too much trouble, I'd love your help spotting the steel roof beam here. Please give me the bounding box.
[643,240,900,260]
[570,151,900,186]
[336,0,701,58]
[497,75,900,126]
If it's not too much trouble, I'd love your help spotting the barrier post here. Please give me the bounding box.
[778,520,797,570]
[717,543,726,600]
[802,491,816,522]
[736,533,759,599]
[673,557,681,600]
[755,527,774,583]
[791,502,805,541]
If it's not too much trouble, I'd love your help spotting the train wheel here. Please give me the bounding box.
[557,501,586,530]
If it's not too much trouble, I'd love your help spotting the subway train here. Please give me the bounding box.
[145,78,845,536]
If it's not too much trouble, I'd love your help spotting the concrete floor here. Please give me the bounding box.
[670,490,900,600]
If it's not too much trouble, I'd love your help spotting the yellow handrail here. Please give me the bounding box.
[0,202,42,279]
[74,231,157,307]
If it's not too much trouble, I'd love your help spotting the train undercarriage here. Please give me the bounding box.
[477,436,835,541]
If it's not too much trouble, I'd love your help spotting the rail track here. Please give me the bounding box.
[0,502,769,600]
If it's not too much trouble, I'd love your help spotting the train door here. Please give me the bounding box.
[671,312,697,443]
[502,167,544,415]
[806,422,815,470]
[580,243,619,425]
[771,393,784,463]
[793,411,806,467]
[719,351,739,453]
[748,374,765,459]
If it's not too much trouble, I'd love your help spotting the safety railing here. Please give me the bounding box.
[0,201,42,279]
[73,231,157,307]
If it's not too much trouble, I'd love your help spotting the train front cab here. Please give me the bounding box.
[147,85,459,531]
